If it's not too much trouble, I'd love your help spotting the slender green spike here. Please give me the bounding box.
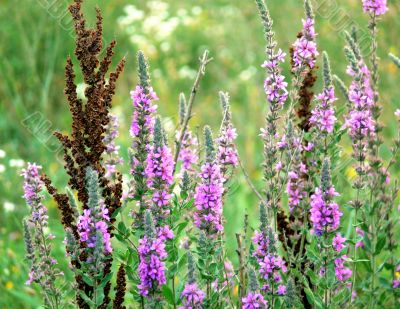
[204,126,215,162]
[321,158,331,193]
[344,47,359,75]
[344,31,361,61]
[255,0,273,38]
[137,51,150,92]
[219,91,231,124]
[389,53,400,68]
[248,267,259,292]
[23,219,34,261]
[260,203,268,232]
[304,0,314,19]
[144,211,156,239]
[153,117,164,149]
[333,75,349,101]
[322,52,332,88]
[351,25,358,43]
[179,93,187,126]
[85,167,100,212]
[187,251,196,284]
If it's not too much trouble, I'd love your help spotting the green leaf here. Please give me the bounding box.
[374,234,386,255]
[99,272,113,289]
[304,287,315,305]
[174,221,189,236]
[79,291,95,306]
[162,285,175,305]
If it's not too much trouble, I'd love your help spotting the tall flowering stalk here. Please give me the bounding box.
[310,52,337,137]
[22,163,63,309]
[309,159,342,236]
[252,204,287,306]
[288,0,319,116]
[292,0,319,71]
[194,126,224,236]
[68,167,114,307]
[180,252,205,309]
[194,127,225,305]
[307,159,351,307]
[343,31,375,301]
[77,168,112,263]
[176,93,198,176]
[129,51,158,223]
[360,3,391,306]
[255,0,288,235]
[242,267,268,309]
[145,117,174,224]
[103,114,123,179]
[217,91,238,184]
[138,211,171,305]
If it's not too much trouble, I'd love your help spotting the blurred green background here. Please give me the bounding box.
[1,0,400,307]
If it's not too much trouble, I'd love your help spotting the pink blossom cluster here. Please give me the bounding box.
[252,230,287,292]
[286,164,307,212]
[292,18,319,69]
[138,227,174,296]
[21,163,48,226]
[344,62,375,140]
[179,283,205,309]
[130,86,158,139]
[194,162,224,236]
[362,0,388,15]
[145,144,174,220]
[77,204,112,255]
[334,256,352,281]
[103,114,123,178]
[178,130,198,172]
[262,49,288,106]
[242,292,268,308]
[217,126,238,168]
[310,187,342,235]
[310,87,337,134]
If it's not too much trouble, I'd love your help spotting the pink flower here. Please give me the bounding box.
[332,233,346,252]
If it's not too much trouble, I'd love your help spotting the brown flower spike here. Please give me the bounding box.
[43,1,125,308]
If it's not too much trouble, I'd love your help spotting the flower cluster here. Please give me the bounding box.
[252,228,287,293]
[77,205,112,255]
[178,130,198,172]
[262,49,288,106]
[129,54,159,212]
[138,212,173,297]
[217,91,238,181]
[145,118,174,222]
[130,85,158,140]
[310,86,337,133]
[334,256,352,281]
[77,168,112,260]
[217,124,238,169]
[344,50,375,141]
[242,292,268,308]
[21,163,48,226]
[179,283,205,309]
[103,114,123,179]
[292,17,318,70]
[22,163,62,306]
[286,163,307,212]
[332,233,346,252]
[393,266,400,289]
[212,260,235,292]
[194,162,224,235]
[310,186,342,235]
[362,0,388,15]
